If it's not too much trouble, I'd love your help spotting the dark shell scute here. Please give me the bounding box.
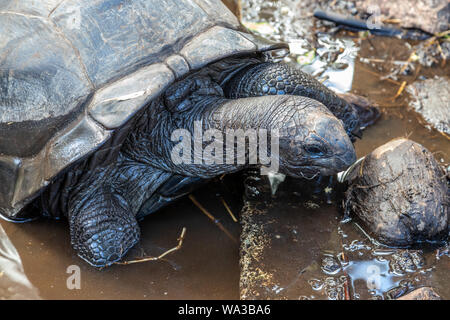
[50,0,217,87]
[88,63,175,129]
[165,55,190,80]
[0,0,273,219]
[181,26,256,70]
[0,12,91,156]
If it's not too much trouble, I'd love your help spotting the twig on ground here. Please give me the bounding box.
[341,252,351,300]
[360,57,409,65]
[115,227,187,265]
[357,64,402,85]
[189,194,238,243]
[221,197,238,222]
[435,41,447,67]
[392,81,407,100]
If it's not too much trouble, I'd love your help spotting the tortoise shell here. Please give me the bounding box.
[0,0,287,218]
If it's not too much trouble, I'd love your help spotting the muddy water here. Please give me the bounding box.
[320,37,449,300]
[1,2,449,300]
[353,37,449,162]
[0,181,242,299]
[1,175,248,300]
[246,184,449,300]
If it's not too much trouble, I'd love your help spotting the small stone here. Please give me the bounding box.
[397,287,441,300]
[321,256,341,275]
[406,77,450,137]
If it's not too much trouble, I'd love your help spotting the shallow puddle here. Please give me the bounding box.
[0,181,242,299]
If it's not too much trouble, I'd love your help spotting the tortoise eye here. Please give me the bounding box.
[305,144,325,156]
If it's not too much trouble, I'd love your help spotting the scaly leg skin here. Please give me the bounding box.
[67,170,140,267]
[224,62,380,140]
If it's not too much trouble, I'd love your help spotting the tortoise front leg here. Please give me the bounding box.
[68,172,140,267]
[224,62,378,140]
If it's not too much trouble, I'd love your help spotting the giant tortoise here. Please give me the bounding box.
[0,0,370,267]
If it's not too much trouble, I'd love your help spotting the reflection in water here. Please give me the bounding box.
[239,173,449,300]
[0,224,41,299]
[301,36,358,93]
[346,260,394,294]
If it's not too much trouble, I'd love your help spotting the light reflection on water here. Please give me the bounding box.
[345,259,398,296]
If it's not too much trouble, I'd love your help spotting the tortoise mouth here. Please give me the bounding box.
[281,165,330,180]
[285,156,355,179]
[299,166,323,180]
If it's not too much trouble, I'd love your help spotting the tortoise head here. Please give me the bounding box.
[159,94,356,179]
[275,98,357,178]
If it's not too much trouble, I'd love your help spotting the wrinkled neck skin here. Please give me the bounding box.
[121,56,266,177]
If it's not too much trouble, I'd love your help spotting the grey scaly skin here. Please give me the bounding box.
[40,58,360,267]
[224,62,364,140]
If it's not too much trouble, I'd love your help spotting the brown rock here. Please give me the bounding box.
[344,138,449,246]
